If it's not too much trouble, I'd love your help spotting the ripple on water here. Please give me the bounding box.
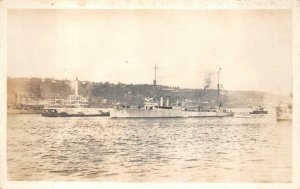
[7,112,292,182]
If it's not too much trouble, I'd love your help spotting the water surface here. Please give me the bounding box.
[7,109,291,182]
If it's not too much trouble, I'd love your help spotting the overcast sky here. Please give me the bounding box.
[7,9,292,94]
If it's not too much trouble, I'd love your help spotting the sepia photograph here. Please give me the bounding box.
[1,0,299,188]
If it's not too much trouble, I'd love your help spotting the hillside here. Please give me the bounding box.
[7,77,290,108]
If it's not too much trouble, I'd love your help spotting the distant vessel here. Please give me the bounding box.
[249,96,268,114]
[249,106,268,114]
[110,67,234,118]
[42,78,109,117]
[276,103,292,121]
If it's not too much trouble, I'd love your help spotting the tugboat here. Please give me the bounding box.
[249,96,268,114]
[110,67,234,118]
[249,106,268,114]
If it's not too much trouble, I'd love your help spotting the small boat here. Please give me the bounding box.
[42,108,110,117]
[276,104,292,121]
[249,106,268,114]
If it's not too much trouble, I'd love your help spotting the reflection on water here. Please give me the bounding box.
[7,108,291,182]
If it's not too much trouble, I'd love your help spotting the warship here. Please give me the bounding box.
[110,66,234,118]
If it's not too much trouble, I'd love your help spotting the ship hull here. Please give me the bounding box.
[110,108,234,118]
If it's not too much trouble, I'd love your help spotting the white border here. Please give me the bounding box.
[1,0,299,189]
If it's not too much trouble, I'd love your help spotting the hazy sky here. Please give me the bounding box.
[7,9,292,94]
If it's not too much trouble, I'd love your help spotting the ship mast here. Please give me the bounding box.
[153,65,158,98]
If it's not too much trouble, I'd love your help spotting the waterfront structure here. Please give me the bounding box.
[42,77,109,117]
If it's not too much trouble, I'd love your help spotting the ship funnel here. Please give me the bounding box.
[181,97,185,107]
[176,97,180,106]
[166,96,170,107]
[160,96,164,107]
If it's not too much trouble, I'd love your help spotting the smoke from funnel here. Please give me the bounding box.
[203,73,212,90]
